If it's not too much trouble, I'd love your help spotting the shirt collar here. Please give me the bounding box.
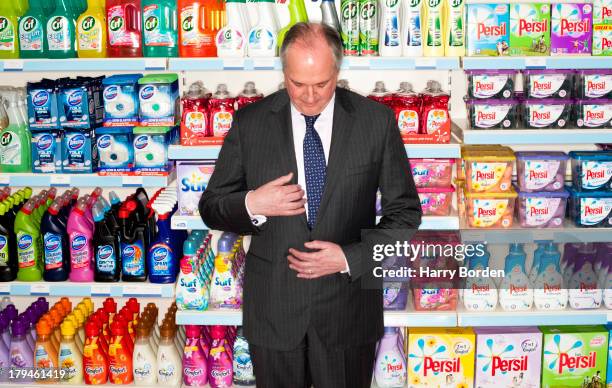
[290,93,336,121]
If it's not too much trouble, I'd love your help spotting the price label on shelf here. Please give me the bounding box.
[3,60,24,71]
[346,57,371,69]
[415,58,436,68]
[91,284,111,296]
[31,284,50,295]
[123,176,143,186]
[123,285,162,296]
[0,176,9,185]
[223,58,245,69]
[525,58,546,68]
[253,57,278,69]
[145,58,166,70]
[50,175,70,186]
[0,284,9,294]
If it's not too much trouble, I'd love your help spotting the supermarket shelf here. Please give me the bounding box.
[0,58,167,72]
[169,57,282,71]
[0,173,174,187]
[1,281,175,298]
[175,308,457,327]
[457,306,609,327]
[460,222,612,243]
[462,56,612,70]
[453,119,612,145]
[169,143,461,160]
[171,213,459,231]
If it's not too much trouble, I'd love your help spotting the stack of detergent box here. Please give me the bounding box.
[98,74,180,176]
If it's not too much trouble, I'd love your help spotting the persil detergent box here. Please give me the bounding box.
[540,325,608,388]
[594,24,612,55]
[509,3,551,56]
[594,0,612,24]
[467,3,510,56]
[551,3,593,55]
[408,327,475,388]
[474,327,542,388]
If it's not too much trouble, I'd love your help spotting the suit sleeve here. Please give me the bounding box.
[341,109,422,281]
[199,113,263,235]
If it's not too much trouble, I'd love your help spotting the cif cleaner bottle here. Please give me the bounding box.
[143,0,178,57]
[178,0,225,57]
[93,203,121,282]
[76,0,108,58]
[106,0,143,57]
[46,0,78,58]
[15,199,43,281]
[277,0,307,48]
[216,0,249,57]
[41,199,70,282]
[0,2,21,59]
[0,88,31,173]
[247,0,279,57]
[18,0,48,58]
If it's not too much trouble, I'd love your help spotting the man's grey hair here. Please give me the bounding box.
[280,22,344,71]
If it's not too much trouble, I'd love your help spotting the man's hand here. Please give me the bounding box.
[287,241,348,279]
[246,172,306,217]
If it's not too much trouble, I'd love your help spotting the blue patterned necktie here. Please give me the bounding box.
[303,114,325,229]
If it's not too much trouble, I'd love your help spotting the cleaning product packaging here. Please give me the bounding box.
[138,74,180,127]
[594,0,612,24]
[59,77,104,129]
[444,0,465,56]
[62,129,99,173]
[96,127,134,174]
[177,162,215,216]
[133,126,173,175]
[551,3,592,55]
[31,131,63,173]
[27,80,61,130]
[423,0,444,56]
[102,74,142,127]
[466,3,510,56]
[509,3,551,56]
[593,24,612,55]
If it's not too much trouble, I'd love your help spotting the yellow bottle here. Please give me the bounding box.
[423,0,445,56]
[59,321,84,384]
[443,0,465,56]
[76,0,107,58]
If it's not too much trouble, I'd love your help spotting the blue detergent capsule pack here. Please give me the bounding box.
[102,74,143,127]
[95,127,134,174]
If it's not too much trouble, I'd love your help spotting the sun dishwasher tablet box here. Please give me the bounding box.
[62,129,98,173]
[540,325,608,388]
[509,3,551,56]
[177,162,215,216]
[31,130,62,173]
[467,3,511,56]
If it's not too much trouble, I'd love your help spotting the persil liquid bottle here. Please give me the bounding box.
[181,81,211,146]
[420,80,450,135]
[235,82,263,110]
[106,0,143,57]
[392,81,421,138]
[208,84,236,138]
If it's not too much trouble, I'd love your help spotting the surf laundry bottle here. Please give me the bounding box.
[46,0,78,58]
[143,0,178,57]
[67,198,95,282]
[0,2,21,59]
[277,0,307,49]
[106,0,143,57]
[76,0,108,58]
[93,203,121,282]
[41,200,70,282]
[15,200,43,281]
[0,88,31,173]
[18,0,48,58]
[216,0,249,57]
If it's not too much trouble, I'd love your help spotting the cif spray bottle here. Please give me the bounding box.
[76,0,108,58]
[19,0,48,58]
[0,2,21,59]
[246,0,279,57]
[0,88,31,173]
[143,0,178,57]
[216,0,249,57]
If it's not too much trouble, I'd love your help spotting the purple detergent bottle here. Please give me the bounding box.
[0,312,11,349]
[208,325,233,388]
[10,319,34,382]
[183,325,208,386]
[373,327,407,387]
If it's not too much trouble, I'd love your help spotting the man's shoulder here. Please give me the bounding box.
[235,89,287,118]
[337,88,393,119]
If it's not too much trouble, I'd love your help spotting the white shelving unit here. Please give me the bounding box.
[0,173,175,188]
[0,281,175,298]
[0,58,167,72]
[460,223,612,243]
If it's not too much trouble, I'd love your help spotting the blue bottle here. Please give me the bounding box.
[148,206,177,284]
[41,199,70,281]
[93,203,121,282]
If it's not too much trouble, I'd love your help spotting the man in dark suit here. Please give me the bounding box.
[200,22,421,388]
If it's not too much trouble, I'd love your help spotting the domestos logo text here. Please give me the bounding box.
[37,134,53,150]
[0,17,9,33]
[44,235,61,252]
[145,16,159,32]
[134,135,149,149]
[33,91,49,107]
[68,134,86,150]
[81,16,96,31]
[0,236,6,251]
[67,91,83,106]
[152,246,169,262]
[140,85,155,100]
[22,17,37,32]
[109,16,124,32]
[98,245,113,260]
[97,135,112,149]
[18,235,32,250]
[71,235,87,251]
[123,245,136,259]
[104,86,119,101]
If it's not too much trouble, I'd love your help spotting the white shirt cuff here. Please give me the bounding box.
[341,257,350,275]
[245,191,267,226]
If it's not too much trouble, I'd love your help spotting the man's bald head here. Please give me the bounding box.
[280,23,343,71]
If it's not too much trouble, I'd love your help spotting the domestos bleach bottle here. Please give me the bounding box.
[402,0,423,56]
[46,0,78,59]
[143,0,179,57]
[18,0,48,58]
[76,0,108,58]
[533,243,568,311]
[378,0,402,56]
[499,243,534,311]
[247,0,279,57]
[15,200,43,281]
[216,0,249,57]
[67,198,95,282]
[41,200,70,282]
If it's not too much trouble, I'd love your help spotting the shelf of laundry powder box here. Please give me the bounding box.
[462,56,612,70]
[168,56,460,71]
[168,143,462,160]
[175,308,457,327]
[0,58,167,72]
[0,173,175,187]
[171,213,460,231]
[453,119,612,145]
[0,281,175,298]
[457,306,609,327]
[460,222,612,244]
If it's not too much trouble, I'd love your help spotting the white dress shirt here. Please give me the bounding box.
[245,94,350,273]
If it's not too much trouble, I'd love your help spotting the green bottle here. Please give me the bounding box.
[277,0,308,48]
[0,2,21,59]
[0,88,31,173]
[46,0,77,58]
[358,0,378,55]
[15,199,43,281]
[143,0,178,57]
[19,0,48,58]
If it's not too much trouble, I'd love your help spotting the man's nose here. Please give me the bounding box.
[305,86,316,103]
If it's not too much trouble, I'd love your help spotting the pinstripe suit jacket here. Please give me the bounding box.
[199,87,422,351]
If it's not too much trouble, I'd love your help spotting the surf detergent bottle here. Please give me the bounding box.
[41,200,70,282]
[18,0,48,58]
[0,88,31,173]
[277,0,307,49]
[15,200,43,281]
[247,0,279,57]
[93,203,121,282]
[0,2,21,59]
[143,0,178,57]
[106,0,143,57]
[216,0,249,57]
[178,0,223,57]
[67,198,95,282]
[46,0,78,58]
[77,0,108,58]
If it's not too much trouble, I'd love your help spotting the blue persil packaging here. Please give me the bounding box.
[59,77,104,129]
[138,74,180,127]
[133,126,173,175]
[95,127,134,174]
[102,74,142,127]
[466,3,511,56]
[27,80,60,129]
[31,131,62,173]
[62,129,99,173]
